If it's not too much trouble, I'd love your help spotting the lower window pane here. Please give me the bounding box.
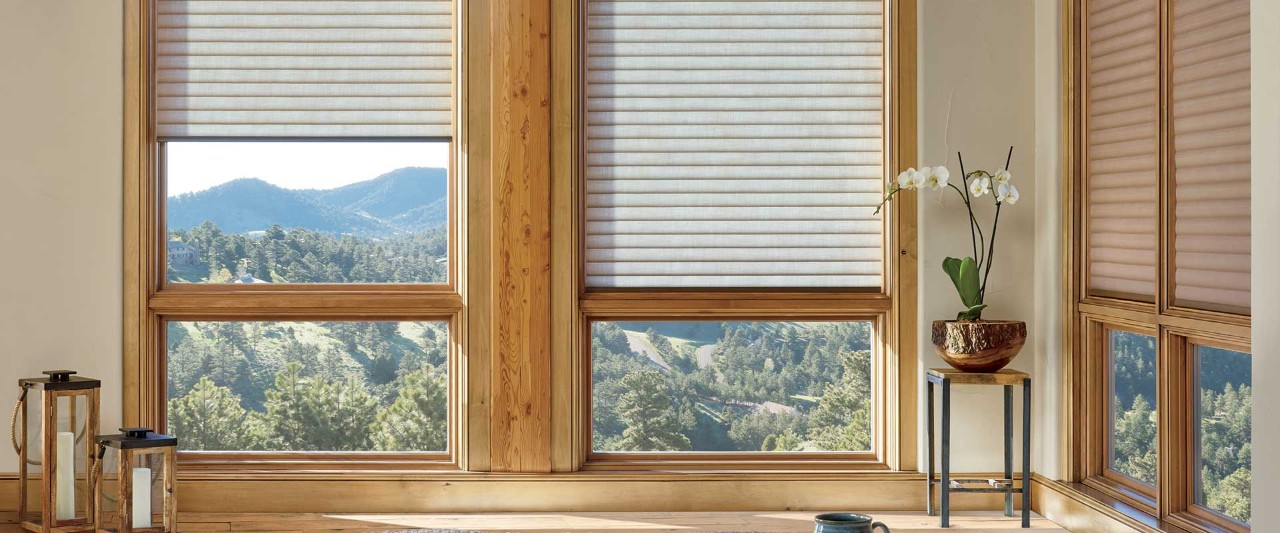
[165,321,448,452]
[1107,329,1157,485]
[1196,345,1251,524]
[591,321,873,452]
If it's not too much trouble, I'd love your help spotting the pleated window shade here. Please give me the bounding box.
[155,0,453,138]
[583,0,887,289]
[1085,0,1160,300]
[1172,0,1251,312]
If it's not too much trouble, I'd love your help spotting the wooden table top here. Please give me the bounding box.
[927,368,1030,385]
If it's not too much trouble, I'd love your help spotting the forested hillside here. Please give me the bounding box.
[592,321,873,452]
[1109,332,1251,523]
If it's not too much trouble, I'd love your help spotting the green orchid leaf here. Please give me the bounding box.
[957,256,982,308]
[955,303,988,321]
[942,257,964,292]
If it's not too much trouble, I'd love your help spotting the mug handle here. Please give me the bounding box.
[872,522,890,533]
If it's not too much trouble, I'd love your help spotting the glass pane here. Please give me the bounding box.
[591,321,873,452]
[1107,329,1157,485]
[165,321,448,452]
[1196,345,1251,524]
[164,141,450,284]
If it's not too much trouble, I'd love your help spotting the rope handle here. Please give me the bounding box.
[10,385,29,457]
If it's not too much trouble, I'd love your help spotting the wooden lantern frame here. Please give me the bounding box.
[93,429,177,533]
[17,370,101,533]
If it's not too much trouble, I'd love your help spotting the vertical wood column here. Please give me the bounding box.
[487,0,553,473]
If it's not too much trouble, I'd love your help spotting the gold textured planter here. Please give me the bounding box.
[931,320,1027,373]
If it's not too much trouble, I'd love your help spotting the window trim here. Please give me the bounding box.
[123,0,466,471]
[1064,0,1252,529]
[565,0,918,472]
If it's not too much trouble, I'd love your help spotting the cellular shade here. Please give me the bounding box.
[155,0,453,138]
[583,0,886,288]
[1085,0,1160,300]
[1171,0,1251,312]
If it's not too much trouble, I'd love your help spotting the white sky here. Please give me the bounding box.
[165,142,450,196]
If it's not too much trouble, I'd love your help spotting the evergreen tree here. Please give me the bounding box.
[372,365,448,451]
[262,362,379,451]
[166,377,266,450]
[616,370,691,451]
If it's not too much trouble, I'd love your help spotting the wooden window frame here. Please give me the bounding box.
[558,0,919,473]
[123,0,465,471]
[1063,0,1252,529]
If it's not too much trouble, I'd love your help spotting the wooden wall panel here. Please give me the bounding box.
[487,0,554,473]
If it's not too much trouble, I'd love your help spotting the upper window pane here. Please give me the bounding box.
[591,321,873,452]
[1195,345,1251,524]
[165,141,449,284]
[583,1,886,289]
[166,320,448,452]
[1107,329,1157,485]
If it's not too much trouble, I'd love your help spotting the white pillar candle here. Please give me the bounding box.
[132,467,152,528]
[56,431,75,520]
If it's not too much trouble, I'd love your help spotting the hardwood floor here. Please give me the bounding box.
[1,511,1065,532]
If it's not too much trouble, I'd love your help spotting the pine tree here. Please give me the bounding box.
[167,377,266,450]
[616,370,691,451]
[262,362,378,451]
[372,365,448,451]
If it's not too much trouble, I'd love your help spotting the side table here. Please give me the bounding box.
[925,368,1030,528]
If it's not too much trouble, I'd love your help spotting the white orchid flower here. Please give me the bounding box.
[996,182,1020,204]
[993,168,1012,185]
[896,167,919,190]
[923,166,950,190]
[969,176,991,197]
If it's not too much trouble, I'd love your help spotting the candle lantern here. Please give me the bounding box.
[16,370,100,533]
[94,428,177,533]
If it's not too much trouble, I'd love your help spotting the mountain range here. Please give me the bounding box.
[166,167,448,236]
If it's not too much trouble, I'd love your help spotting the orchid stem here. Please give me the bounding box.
[957,152,982,266]
[979,146,1015,300]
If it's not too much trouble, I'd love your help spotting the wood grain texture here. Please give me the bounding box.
[927,369,1030,386]
[890,0,920,474]
[462,0,494,473]
[548,0,582,473]
[488,0,553,473]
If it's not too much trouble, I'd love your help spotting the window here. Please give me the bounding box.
[129,0,459,468]
[1069,0,1251,529]
[591,321,874,453]
[579,0,912,470]
[1106,329,1157,487]
[165,142,450,284]
[166,321,448,453]
[1194,345,1251,524]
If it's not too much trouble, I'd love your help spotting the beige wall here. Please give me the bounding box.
[0,0,124,472]
[1250,0,1278,528]
[918,0,1047,474]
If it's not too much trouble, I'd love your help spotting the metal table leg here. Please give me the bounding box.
[927,380,935,517]
[1004,384,1013,517]
[941,378,951,528]
[1023,378,1031,528]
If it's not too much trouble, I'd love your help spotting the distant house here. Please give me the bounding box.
[167,241,199,265]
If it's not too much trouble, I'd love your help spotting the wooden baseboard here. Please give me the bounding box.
[0,472,1026,514]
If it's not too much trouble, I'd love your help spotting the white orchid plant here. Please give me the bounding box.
[875,147,1020,321]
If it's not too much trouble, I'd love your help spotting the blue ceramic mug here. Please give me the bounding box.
[813,513,889,533]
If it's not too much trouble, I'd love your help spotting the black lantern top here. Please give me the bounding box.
[97,428,178,450]
[18,370,101,391]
